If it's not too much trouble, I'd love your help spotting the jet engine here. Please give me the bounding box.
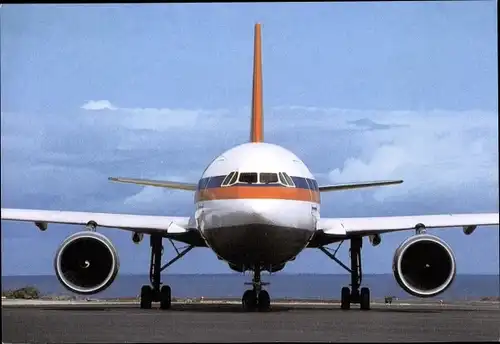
[54,231,120,294]
[393,234,456,298]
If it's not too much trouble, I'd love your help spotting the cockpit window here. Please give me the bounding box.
[278,172,285,185]
[239,172,258,184]
[221,172,235,186]
[278,172,288,186]
[228,172,239,185]
[283,173,295,187]
[221,171,295,187]
[260,172,279,184]
[221,172,240,186]
[278,172,295,187]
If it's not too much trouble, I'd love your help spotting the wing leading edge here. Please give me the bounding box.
[0,208,205,246]
[309,212,499,247]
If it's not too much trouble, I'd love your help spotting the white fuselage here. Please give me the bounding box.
[193,142,320,272]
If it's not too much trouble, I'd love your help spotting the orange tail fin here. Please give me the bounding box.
[250,23,264,143]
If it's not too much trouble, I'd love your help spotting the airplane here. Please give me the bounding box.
[1,23,499,312]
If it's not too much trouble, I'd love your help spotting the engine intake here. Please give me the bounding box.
[393,234,456,298]
[54,231,119,295]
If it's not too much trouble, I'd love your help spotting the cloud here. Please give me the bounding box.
[81,100,232,132]
[81,100,117,111]
[321,109,498,202]
[348,118,404,130]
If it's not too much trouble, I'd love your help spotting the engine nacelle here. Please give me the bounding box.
[132,232,144,244]
[54,231,120,295]
[393,234,456,298]
[369,234,382,246]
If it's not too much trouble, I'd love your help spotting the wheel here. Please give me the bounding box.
[242,289,257,311]
[360,287,370,310]
[140,285,153,309]
[257,290,271,311]
[160,285,172,310]
[341,286,351,310]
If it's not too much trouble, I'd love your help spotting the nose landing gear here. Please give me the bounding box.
[242,265,271,312]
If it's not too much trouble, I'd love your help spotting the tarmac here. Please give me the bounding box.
[2,299,500,343]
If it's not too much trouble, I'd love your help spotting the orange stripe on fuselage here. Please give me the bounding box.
[195,186,320,203]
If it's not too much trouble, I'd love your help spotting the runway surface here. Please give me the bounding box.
[2,300,500,343]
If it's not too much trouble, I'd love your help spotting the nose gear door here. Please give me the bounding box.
[304,179,320,228]
[195,177,212,230]
[311,204,319,229]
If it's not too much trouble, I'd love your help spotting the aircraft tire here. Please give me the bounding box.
[140,285,153,309]
[242,289,257,311]
[160,285,172,310]
[360,287,370,310]
[257,290,271,311]
[341,286,350,310]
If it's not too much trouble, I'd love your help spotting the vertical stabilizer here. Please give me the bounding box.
[250,23,264,143]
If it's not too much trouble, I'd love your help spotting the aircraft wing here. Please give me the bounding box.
[108,177,197,191]
[0,208,206,247]
[318,179,403,192]
[309,213,499,247]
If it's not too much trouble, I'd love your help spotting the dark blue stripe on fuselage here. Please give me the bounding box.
[197,175,319,191]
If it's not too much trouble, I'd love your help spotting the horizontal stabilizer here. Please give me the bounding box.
[108,177,197,191]
[319,179,403,192]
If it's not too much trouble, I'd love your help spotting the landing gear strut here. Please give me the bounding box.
[242,265,271,312]
[320,237,370,310]
[140,235,194,310]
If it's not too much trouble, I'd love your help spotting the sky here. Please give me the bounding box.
[1,2,498,277]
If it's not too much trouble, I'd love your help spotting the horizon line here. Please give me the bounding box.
[3,272,499,278]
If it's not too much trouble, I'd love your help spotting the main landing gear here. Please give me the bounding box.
[242,265,271,312]
[320,237,370,310]
[140,235,194,310]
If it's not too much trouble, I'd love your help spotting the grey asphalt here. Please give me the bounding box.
[2,302,499,343]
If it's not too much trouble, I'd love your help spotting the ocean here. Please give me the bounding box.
[2,274,499,301]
